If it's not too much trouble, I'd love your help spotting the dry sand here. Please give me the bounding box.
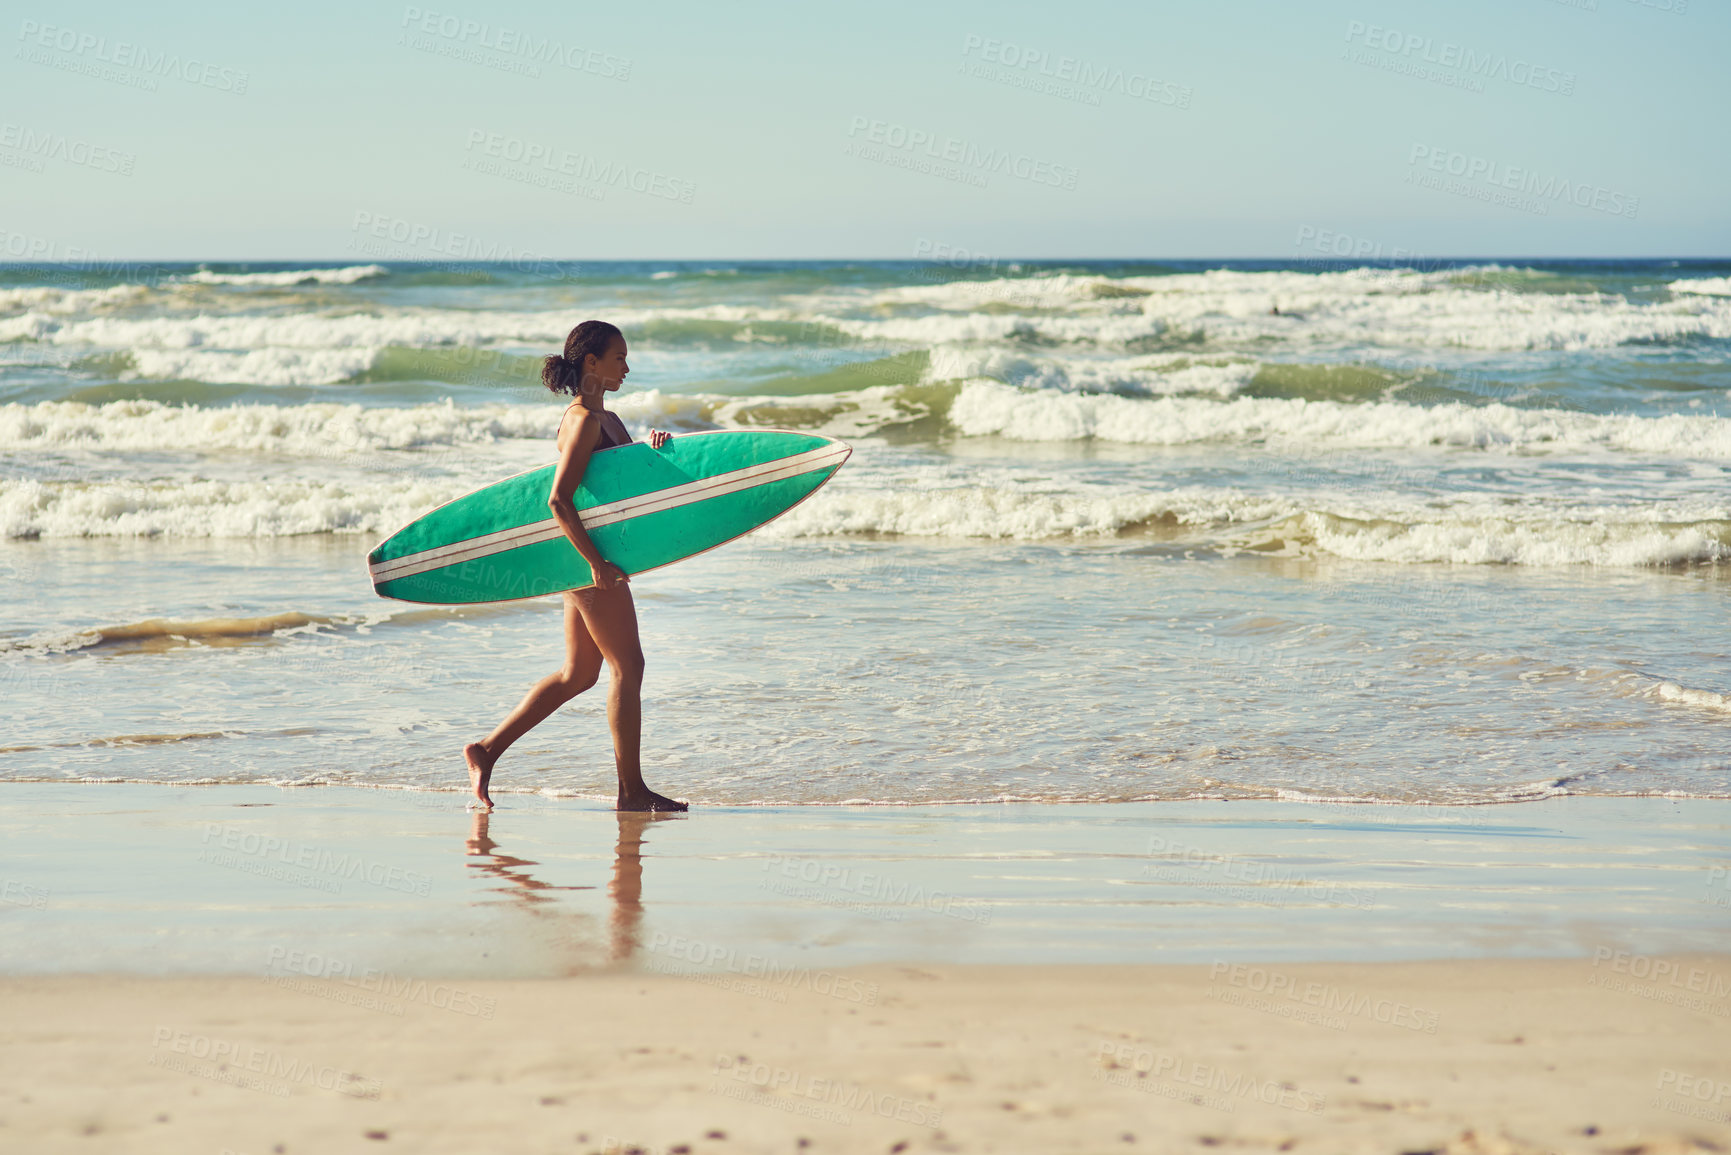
[5,956,1729,1155]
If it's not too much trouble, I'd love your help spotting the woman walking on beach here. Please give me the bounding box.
[463,320,688,813]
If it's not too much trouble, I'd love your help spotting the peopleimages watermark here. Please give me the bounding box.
[0,664,65,701]
[1312,573,1504,627]
[643,932,881,1006]
[710,1055,943,1128]
[264,945,497,1019]
[150,1027,380,1100]
[1294,224,1428,265]
[958,34,1191,110]
[198,823,434,896]
[16,19,249,94]
[0,230,174,288]
[347,210,576,281]
[845,116,1078,191]
[1208,961,1441,1033]
[1704,863,1731,910]
[1405,144,1638,220]
[1653,1068,1730,1125]
[1143,834,1374,909]
[0,123,135,176]
[462,129,695,204]
[1,879,49,909]
[597,1138,686,1155]
[761,853,993,924]
[1343,21,1575,97]
[1093,1041,1326,1115]
[1193,637,1366,698]
[913,238,1004,276]
[1587,947,1731,1015]
[399,7,630,80]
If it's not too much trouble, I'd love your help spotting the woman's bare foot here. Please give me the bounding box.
[616,788,687,813]
[464,742,495,809]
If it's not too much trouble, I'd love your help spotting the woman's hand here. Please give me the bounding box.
[648,429,671,449]
[592,560,630,590]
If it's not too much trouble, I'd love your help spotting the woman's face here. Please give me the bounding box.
[583,337,629,394]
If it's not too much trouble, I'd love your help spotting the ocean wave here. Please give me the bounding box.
[0,390,931,459]
[13,385,1731,464]
[771,483,1214,540]
[0,398,558,456]
[12,459,1726,565]
[774,472,1731,564]
[8,267,1729,397]
[4,308,570,356]
[925,347,1258,396]
[830,266,1731,352]
[0,611,338,656]
[0,475,467,539]
[176,265,389,287]
[1649,679,1731,714]
[1234,507,1731,567]
[0,283,152,316]
[0,304,803,384]
[947,380,1731,457]
[1670,276,1731,297]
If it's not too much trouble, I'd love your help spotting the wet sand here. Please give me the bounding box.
[2,785,1728,1152]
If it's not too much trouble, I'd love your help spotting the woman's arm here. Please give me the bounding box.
[549,411,627,589]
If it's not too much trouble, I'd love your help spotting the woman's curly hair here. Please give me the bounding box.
[542,320,623,396]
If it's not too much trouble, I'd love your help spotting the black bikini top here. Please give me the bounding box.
[594,412,630,450]
[568,405,631,451]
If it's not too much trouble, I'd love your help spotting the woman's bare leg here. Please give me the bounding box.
[464,593,602,808]
[570,582,687,812]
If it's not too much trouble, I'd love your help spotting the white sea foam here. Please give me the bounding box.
[1669,276,1731,297]
[1,304,800,384]
[0,398,557,455]
[948,381,1731,458]
[924,347,1256,396]
[1651,679,1731,713]
[0,476,468,538]
[825,266,1731,352]
[771,483,1202,540]
[0,283,152,315]
[23,309,572,353]
[13,384,1731,468]
[176,265,389,287]
[5,451,1730,565]
[771,468,1731,563]
[1251,507,1731,567]
[0,391,909,460]
[123,347,387,387]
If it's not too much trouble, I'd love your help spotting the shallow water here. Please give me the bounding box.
[3,259,1730,803]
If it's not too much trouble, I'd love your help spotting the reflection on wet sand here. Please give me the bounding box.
[609,813,651,963]
[463,809,684,965]
[464,810,593,907]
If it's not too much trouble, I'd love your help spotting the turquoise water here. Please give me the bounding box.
[2,259,1730,803]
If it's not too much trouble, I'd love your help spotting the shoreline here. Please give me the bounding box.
[5,774,1730,806]
[3,783,1727,975]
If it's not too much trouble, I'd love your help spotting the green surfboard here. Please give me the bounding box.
[368,429,850,604]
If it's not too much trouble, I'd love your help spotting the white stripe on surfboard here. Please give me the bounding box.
[370,442,849,585]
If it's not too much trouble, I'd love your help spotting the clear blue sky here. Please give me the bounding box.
[4,0,1723,259]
